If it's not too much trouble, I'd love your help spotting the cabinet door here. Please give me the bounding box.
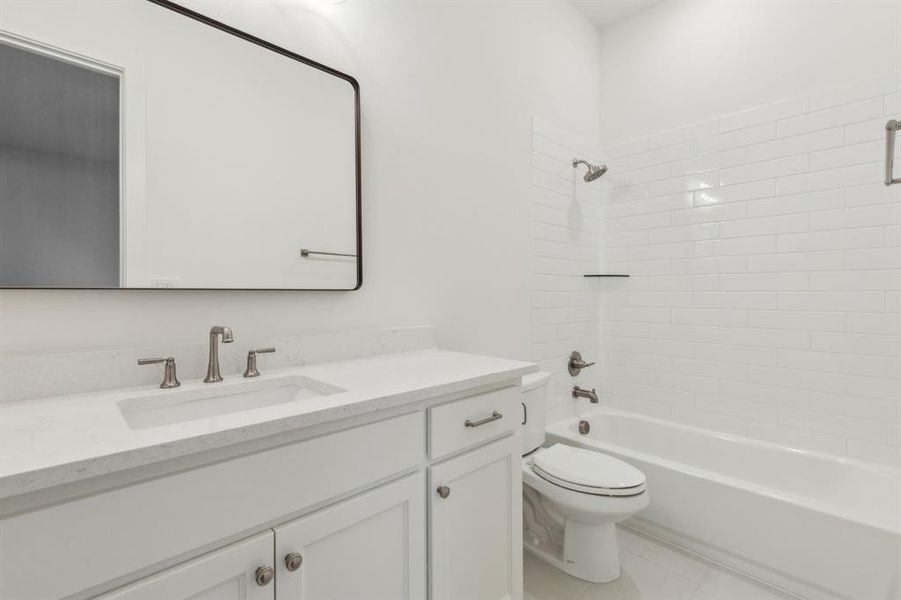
[430,434,522,600]
[274,473,426,600]
[99,532,274,600]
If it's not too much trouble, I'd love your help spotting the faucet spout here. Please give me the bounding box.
[204,326,234,383]
[572,385,599,404]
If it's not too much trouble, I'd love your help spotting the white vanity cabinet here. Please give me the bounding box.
[0,380,527,600]
[429,435,522,600]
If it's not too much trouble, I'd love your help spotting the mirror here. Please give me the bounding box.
[0,0,361,290]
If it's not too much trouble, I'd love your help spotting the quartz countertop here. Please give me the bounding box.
[0,349,536,499]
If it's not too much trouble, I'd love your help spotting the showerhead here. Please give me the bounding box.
[572,159,608,182]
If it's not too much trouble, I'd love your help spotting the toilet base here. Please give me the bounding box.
[563,520,620,583]
[524,520,622,584]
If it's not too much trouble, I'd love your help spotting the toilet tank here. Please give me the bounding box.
[521,371,549,455]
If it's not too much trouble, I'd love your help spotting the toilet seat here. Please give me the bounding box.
[531,444,646,497]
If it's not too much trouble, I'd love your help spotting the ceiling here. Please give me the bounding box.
[569,0,663,29]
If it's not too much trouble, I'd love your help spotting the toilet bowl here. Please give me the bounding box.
[520,372,649,583]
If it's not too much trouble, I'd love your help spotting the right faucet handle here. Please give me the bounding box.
[568,351,596,376]
[138,357,180,389]
[244,348,276,378]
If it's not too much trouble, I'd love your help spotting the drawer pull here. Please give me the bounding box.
[437,485,451,498]
[464,411,503,428]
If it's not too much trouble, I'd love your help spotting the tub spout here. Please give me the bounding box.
[572,386,598,403]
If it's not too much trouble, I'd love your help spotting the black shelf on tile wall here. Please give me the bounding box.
[584,274,630,278]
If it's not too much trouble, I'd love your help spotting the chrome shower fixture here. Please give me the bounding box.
[572,159,607,182]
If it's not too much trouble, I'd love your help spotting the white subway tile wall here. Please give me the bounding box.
[530,70,901,469]
[530,116,608,414]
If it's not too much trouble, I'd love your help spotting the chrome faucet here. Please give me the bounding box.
[204,326,234,383]
[572,385,598,403]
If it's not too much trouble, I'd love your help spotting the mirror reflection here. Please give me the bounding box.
[0,0,361,290]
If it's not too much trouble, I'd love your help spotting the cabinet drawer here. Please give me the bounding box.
[429,386,520,459]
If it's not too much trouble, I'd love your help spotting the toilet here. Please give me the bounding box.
[520,372,649,583]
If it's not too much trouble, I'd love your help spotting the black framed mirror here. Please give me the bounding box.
[0,0,362,290]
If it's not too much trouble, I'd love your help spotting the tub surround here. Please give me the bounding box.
[0,347,536,500]
[530,71,901,469]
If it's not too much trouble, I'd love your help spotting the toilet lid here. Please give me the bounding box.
[531,444,646,496]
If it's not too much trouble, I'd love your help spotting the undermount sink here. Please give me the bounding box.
[117,375,344,430]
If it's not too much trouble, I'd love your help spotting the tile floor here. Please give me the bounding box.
[524,526,799,600]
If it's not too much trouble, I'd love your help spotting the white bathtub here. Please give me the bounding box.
[546,409,901,600]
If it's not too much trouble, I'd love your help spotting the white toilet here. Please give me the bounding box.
[520,372,649,583]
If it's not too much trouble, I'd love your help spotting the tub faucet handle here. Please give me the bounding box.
[568,351,596,376]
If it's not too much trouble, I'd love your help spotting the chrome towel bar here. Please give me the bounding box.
[887,119,901,186]
[300,248,357,258]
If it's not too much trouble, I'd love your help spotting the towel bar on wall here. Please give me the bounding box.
[887,119,901,186]
[300,249,357,258]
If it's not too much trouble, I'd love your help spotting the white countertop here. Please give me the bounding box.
[0,349,536,499]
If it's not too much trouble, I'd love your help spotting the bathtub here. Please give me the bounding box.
[546,409,901,600]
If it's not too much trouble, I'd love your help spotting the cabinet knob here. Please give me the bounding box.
[255,565,274,586]
[285,552,303,572]
[437,485,451,499]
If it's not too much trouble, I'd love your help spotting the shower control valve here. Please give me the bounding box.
[568,351,596,376]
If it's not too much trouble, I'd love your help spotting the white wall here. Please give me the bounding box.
[0,0,603,358]
[596,0,901,144]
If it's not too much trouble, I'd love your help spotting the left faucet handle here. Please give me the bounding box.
[138,357,181,389]
[243,347,276,378]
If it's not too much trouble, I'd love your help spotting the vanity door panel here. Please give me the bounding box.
[429,434,522,600]
[274,473,426,600]
[98,531,274,600]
